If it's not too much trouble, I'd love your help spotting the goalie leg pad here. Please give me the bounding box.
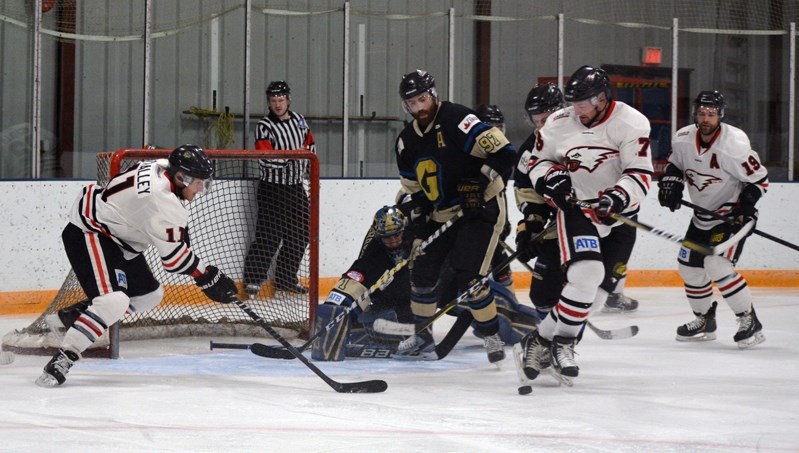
[311,303,350,361]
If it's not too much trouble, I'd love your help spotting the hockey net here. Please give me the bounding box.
[2,148,319,358]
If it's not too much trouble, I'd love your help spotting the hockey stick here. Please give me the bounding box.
[498,241,639,341]
[372,224,557,337]
[568,197,743,256]
[252,210,466,360]
[680,199,799,253]
[213,310,473,361]
[232,299,387,393]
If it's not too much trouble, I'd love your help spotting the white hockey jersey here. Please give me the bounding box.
[528,101,653,227]
[68,159,207,276]
[669,123,769,229]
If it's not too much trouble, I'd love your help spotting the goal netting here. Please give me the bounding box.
[2,148,319,358]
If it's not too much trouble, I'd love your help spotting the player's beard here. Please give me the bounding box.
[698,122,718,136]
[413,108,433,126]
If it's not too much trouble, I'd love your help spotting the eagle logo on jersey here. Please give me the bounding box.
[564,147,618,173]
[685,169,722,192]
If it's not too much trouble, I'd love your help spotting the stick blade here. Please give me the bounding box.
[250,343,295,360]
[335,379,388,393]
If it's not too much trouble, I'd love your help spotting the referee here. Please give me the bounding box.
[244,80,316,296]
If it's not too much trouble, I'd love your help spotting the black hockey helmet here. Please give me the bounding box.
[475,104,505,125]
[525,83,565,115]
[374,205,407,238]
[693,90,725,120]
[168,144,213,180]
[563,65,612,104]
[399,69,437,100]
[266,80,291,97]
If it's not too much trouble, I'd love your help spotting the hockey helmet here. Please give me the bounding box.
[563,65,612,104]
[475,104,505,126]
[693,90,725,120]
[525,83,565,115]
[168,144,213,180]
[266,80,291,98]
[398,69,437,101]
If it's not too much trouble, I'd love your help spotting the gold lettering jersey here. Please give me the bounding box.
[395,101,517,215]
[529,101,653,225]
[68,159,206,276]
[669,123,769,229]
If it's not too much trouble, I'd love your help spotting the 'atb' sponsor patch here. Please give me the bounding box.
[115,269,128,289]
[325,291,346,304]
[572,235,600,252]
[679,246,690,260]
[458,113,481,134]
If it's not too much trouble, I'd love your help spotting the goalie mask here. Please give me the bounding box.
[374,205,407,254]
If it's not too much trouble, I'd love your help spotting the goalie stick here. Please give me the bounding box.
[210,308,474,361]
[569,197,752,256]
[680,199,799,253]
[232,298,387,393]
[371,223,559,337]
[498,241,639,341]
[248,210,465,361]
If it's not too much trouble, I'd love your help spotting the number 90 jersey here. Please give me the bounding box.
[530,101,653,217]
[395,101,516,212]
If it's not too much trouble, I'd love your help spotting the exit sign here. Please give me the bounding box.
[642,47,662,65]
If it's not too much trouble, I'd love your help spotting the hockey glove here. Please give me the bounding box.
[657,166,684,212]
[515,214,546,263]
[535,165,572,210]
[596,186,630,221]
[729,184,761,233]
[456,177,487,218]
[196,265,238,304]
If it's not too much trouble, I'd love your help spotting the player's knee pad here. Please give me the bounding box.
[128,285,164,313]
[565,260,605,294]
[89,291,130,326]
[311,303,350,361]
[678,262,710,286]
[703,255,736,282]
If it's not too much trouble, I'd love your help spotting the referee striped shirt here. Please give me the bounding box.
[254,110,316,185]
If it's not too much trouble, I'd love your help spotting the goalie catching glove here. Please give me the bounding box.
[195,265,238,303]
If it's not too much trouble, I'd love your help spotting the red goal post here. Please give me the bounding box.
[2,148,319,358]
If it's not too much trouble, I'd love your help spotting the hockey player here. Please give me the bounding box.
[514,83,566,320]
[393,69,517,364]
[475,103,513,287]
[521,66,653,382]
[312,205,414,360]
[36,145,238,387]
[658,90,768,348]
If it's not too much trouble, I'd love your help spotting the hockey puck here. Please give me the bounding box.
[517,385,532,395]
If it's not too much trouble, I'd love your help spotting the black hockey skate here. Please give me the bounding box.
[483,333,505,365]
[520,331,551,380]
[35,349,80,387]
[676,301,718,342]
[602,292,639,313]
[734,307,765,349]
[393,327,436,361]
[550,335,579,380]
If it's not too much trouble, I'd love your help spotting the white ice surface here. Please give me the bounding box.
[1,287,798,452]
